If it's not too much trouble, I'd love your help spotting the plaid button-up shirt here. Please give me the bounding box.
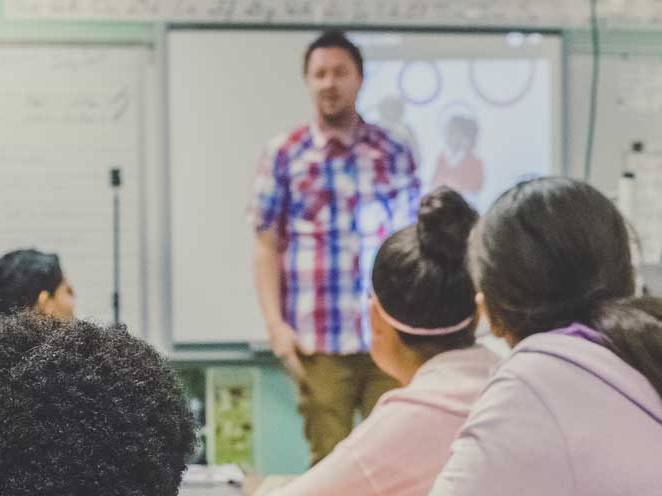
[251,120,419,354]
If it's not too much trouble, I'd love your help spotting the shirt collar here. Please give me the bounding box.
[310,115,367,149]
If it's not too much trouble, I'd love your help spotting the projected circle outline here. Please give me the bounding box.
[469,59,536,107]
[397,61,443,106]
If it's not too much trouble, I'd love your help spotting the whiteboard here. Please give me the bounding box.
[168,31,313,344]
[167,29,562,344]
[0,45,149,335]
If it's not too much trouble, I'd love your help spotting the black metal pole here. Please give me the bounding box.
[110,168,121,326]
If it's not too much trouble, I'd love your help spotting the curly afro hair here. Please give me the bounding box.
[0,312,196,496]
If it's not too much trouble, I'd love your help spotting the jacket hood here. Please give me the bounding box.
[514,323,662,425]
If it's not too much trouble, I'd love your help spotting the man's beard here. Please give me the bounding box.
[319,105,354,127]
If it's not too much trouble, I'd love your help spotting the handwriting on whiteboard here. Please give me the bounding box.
[0,46,146,334]
[0,87,131,125]
[5,0,662,27]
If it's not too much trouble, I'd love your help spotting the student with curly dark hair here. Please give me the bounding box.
[0,248,75,319]
[0,312,196,496]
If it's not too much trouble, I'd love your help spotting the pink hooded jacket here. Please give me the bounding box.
[430,324,662,496]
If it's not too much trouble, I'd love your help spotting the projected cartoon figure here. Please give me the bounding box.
[432,113,484,198]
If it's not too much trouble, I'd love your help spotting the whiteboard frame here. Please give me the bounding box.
[164,24,566,349]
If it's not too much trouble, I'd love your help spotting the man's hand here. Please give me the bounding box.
[254,230,307,382]
[268,321,306,382]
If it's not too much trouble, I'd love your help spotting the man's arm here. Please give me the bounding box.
[389,145,421,230]
[253,228,305,381]
[403,147,421,221]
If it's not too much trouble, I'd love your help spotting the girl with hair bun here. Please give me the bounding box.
[430,177,662,496]
[269,187,499,496]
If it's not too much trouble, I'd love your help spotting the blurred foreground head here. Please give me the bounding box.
[0,313,196,496]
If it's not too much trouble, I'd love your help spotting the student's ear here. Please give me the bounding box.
[35,290,52,314]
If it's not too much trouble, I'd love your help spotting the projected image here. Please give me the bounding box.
[432,104,484,203]
[358,58,552,212]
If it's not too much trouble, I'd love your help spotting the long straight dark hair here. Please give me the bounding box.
[470,177,662,397]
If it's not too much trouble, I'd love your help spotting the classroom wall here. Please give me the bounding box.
[565,29,662,192]
[1,3,661,474]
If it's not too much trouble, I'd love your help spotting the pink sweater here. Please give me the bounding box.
[269,345,499,496]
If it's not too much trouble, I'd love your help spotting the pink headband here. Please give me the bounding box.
[373,297,473,336]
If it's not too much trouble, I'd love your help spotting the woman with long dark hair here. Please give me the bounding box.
[430,177,662,495]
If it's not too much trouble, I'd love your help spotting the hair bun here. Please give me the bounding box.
[416,187,478,263]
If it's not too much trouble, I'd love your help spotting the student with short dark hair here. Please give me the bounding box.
[0,248,75,319]
[268,187,499,496]
[430,177,662,496]
[0,312,196,496]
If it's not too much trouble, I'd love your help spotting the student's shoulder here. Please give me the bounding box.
[481,340,571,411]
[353,391,452,446]
[495,333,595,386]
[377,380,473,418]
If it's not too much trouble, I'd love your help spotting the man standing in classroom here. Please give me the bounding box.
[251,30,420,465]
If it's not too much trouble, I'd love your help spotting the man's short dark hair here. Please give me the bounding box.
[303,30,364,77]
[0,313,196,496]
[0,249,63,315]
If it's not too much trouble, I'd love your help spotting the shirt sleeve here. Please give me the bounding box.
[387,144,420,230]
[428,372,575,496]
[268,398,463,496]
[248,144,288,233]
